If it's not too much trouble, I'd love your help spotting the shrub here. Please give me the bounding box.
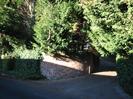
[0,34,23,73]
[34,0,87,54]
[117,55,133,96]
[0,34,42,79]
[0,34,20,59]
[0,47,43,79]
[9,45,42,79]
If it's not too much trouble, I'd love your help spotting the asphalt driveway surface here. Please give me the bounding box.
[0,74,131,99]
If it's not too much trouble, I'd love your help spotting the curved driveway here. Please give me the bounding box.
[0,74,131,99]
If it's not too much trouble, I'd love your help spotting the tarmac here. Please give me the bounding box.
[0,71,132,99]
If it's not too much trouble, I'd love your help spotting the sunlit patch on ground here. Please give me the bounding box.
[93,71,117,77]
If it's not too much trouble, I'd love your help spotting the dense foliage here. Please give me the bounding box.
[0,0,22,36]
[0,0,42,79]
[9,45,42,79]
[83,0,133,57]
[83,0,133,96]
[34,0,88,54]
[0,34,42,79]
[117,54,133,96]
[0,0,33,39]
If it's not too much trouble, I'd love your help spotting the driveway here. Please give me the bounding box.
[0,72,131,99]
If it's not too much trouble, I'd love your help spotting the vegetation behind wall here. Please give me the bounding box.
[34,0,88,54]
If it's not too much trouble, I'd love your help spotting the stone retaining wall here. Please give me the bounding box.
[40,53,99,80]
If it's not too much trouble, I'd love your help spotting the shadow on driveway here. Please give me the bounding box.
[0,72,131,99]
